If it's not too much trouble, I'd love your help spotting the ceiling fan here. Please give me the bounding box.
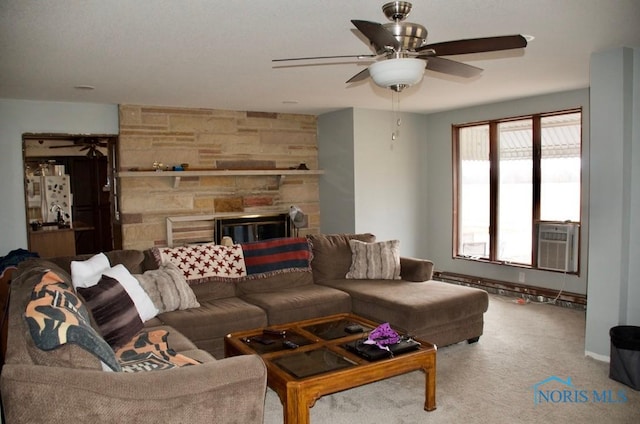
[48,137,108,157]
[274,1,528,92]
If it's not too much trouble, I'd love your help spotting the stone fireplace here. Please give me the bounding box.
[117,105,320,250]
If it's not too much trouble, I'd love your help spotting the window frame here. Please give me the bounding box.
[452,108,582,272]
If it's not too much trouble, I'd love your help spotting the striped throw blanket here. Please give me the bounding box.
[241,237,312,276]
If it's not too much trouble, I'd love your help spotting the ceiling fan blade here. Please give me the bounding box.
[417,35,527,56]
[422,56,483,78]
[351,20,401,52]
[273,54,376,62]
[346,68,371,84]
[49,145,78,148]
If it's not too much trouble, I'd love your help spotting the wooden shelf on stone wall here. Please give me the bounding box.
[117,169,325,188]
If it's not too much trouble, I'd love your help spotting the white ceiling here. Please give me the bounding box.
[1,0,639,115]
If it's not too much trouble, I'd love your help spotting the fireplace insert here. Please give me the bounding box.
[215,213,291,244]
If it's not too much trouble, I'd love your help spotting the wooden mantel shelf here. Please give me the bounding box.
[117,169,324,188]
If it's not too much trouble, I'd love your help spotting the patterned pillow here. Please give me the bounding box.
[101,265,158,321]
[77,275,144,350]
[115,330,201,372]
[306,233,376,282]
[346,239,401,280]
[24,270,121,371]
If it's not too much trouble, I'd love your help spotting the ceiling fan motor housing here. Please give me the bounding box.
[382,22,427,53]
[378,1,427,54]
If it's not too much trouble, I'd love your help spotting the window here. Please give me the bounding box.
[453,109,582,269]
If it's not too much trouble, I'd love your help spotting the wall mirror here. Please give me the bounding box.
[22,133,122,257]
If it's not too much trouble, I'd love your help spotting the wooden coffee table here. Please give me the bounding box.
[224,313,436,424]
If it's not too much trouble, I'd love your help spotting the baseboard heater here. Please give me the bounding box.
[433,271,586,309]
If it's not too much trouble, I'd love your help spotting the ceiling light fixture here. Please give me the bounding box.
[368,58,425,92]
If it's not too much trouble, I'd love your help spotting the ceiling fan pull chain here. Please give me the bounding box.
[391,91,402,147]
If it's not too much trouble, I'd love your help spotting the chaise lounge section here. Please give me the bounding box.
[307,233,489,347]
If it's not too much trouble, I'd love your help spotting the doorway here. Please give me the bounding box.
[22,134,122,256]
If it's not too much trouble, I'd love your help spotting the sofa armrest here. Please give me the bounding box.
[400,257,434,282]
[0,355,267,424]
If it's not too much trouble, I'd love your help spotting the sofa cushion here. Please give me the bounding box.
[241,285,351,325]
[346,239,401,280]
[70,252,110,288]
[158,297,267,344]
[319,279,489,332]
[77,274,145,350]
[307,233,376,282]
[100,265,159,322]
[49,250,146,276]
[236,270,313,295]
[189,280,238,301]
[134,262,200,313]
[24,270,121,371]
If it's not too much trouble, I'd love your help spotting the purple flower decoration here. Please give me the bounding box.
[364,322,400,350]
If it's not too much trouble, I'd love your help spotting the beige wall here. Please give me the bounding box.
[118,105,320,250]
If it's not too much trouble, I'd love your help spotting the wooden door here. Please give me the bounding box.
[66,156,113,254]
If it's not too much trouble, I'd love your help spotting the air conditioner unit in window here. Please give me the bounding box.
[537,221,580,272]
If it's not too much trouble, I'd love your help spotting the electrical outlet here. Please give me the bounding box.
[518,272,525,283]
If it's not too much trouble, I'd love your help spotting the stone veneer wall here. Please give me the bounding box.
[118,105,320,250]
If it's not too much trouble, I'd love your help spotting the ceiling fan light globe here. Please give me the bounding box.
[369,58,424,90]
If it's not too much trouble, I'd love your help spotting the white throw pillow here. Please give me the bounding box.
[71,253,110,289]
[346,239,401,280]
[102,264,159,322]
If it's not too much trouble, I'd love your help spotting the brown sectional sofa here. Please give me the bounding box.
[1,233,489,423]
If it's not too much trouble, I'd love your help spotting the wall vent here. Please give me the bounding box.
[537,221,579,272]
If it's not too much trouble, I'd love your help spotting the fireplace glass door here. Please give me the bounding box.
[216,213,290,244]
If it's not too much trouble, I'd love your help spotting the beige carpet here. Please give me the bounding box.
[263,294,640,423]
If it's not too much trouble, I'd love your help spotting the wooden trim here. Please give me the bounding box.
[488,122,499,261]
[434,271,586,306]
[451,125,460,258]
[532,115,542,266]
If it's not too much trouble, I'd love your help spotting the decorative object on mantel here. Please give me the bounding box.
[289,205,308,236]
